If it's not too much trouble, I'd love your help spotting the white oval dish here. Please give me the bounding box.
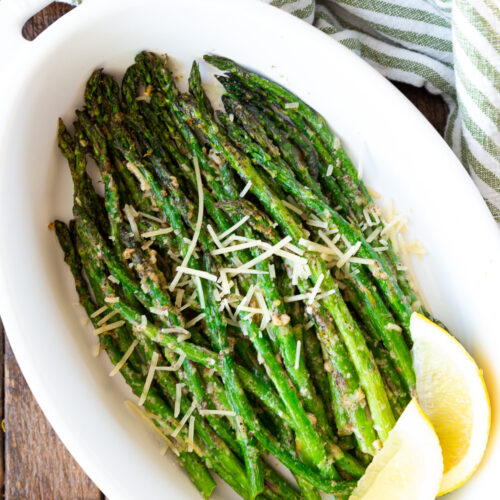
[0,0,499,498]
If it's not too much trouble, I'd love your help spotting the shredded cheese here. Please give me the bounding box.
[282,199,303,215]
[232,236,292,271]
[363,207,375,227]
[194,276,205,309]
[326,164,334,176]
[175,383,184,418]
[93,320,125,335]
[306,219,329,229]
[139,211,165,224]
[239,181,252,198]
[185,313,206,328]
[367,187,381,198]
[188,416,195,452]
[218,216,250,241]
[386,323,402,332]
[398,234,432,313]
[125,400,174,449]
[175,289,184,308]
[175,267,217,282]
[138,352,160,406]
[294,340,301,370]
[199,409,236,416]
[108,275,120,285]
[285,102,299,109]
[381,214,407,236]
[104,296,120,304]
[156,359,184,373]
[141,227,174,238]
[172,400,197,438]
[315,288,338,300]
[350,257,375,265]
[269,264,276,279]
[366,226,382,243]
[284,293,309,303]
[299,238,337,256]
[308,273,324,304]
[336,241,361,268]
[235,285,256,317]
[220,268,269,276]
[124,204,140,239]
[207,224,224,249]
[211,241,261,255]
[149,307,169,317]
[317,232,344,258]
[170,157,204,291]
[109,340,139,376]
[97,310,119,326]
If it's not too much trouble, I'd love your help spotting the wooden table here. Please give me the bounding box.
[0,2,449,498]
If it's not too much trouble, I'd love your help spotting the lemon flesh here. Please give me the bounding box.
[349,399,443,500]
[411,312,490,495]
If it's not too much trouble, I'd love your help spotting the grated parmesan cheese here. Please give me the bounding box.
[239,181,252,198]
[175,383,184,418]
[315,288,338,300]
[199,409,236,416]
[125,400,174,449]
[104,296,120,304]
[218,216,250,241]
[211,240,262,255]
[326,164,333,176]
[194,276,205,309]
[285,102,299,109]
[138,352,159,406]
[366,226,382,243]
[139,211,165,224]
[284,293,309,303]
[282,199,303,215]
[294,340,301,370]
[170,157,204,291]
[188,416,195,452]
[175,267,217,282]
[97,310,119,326]
[386,323,402,332]
[336,241,361,268]
[172,399,197,438]
[175,289,184,308]
[141,227,174,239]
[269,264,276,279]
[108,274,120,285]
[94,320,125,335]
[306,219,329,229]
[149,306,169,317]
[185,313,206,328]
[109,340,139,376]
[207,224,224,249]
[124,204,140,240]
[308,273,324,305]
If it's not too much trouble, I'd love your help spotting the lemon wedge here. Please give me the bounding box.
[411,312,490,495]
[349,398,443,500]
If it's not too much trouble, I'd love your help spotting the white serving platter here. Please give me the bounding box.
[0,0,499,498]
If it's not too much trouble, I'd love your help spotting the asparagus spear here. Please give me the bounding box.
[172,91,395,442]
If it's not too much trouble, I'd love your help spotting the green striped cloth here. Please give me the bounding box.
[264,0,500,222]
[63,0,500,222]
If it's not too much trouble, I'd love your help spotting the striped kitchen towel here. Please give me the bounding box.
[63,0,500,222]
[263,0,500,223]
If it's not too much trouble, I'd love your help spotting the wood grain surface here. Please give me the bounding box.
[0,2,448,498]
